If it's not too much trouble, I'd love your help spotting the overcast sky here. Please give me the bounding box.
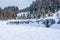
[0,0,35,9]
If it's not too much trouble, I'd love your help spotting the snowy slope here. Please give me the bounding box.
[0,20,60,40]
[0,24,60,40]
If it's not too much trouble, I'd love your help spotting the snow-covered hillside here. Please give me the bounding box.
[0,24,60,40]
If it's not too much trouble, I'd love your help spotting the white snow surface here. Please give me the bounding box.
[0,20,60,40]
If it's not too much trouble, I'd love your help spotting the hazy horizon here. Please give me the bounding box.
[0,0,35,9]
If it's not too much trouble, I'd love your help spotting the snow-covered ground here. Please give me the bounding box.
[0,17,60,40]
[0,24,60,40]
